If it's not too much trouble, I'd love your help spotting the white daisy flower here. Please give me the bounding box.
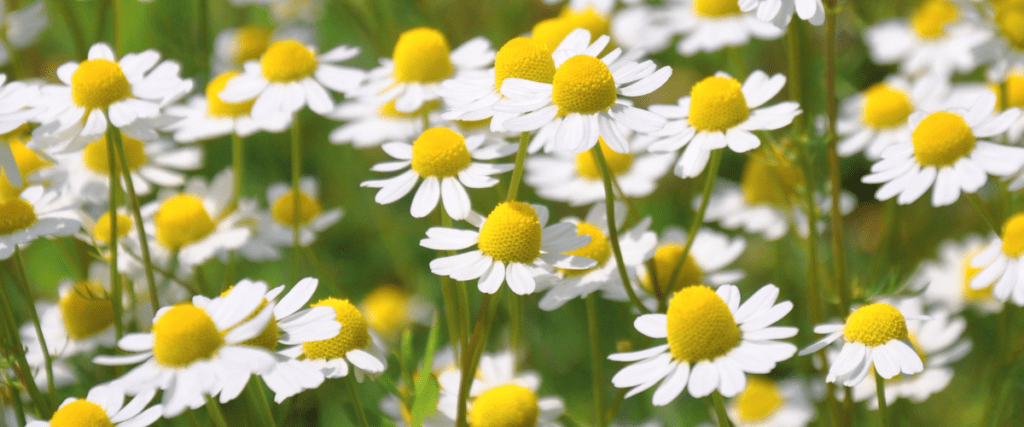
[909,236,1003,314]
[0,74,42,187]
[163,71,291,143]
[0,185,80,259]
[666,0,784,56]
[946,71,1024,145]
[837,75,950,160]
[360,284,433,341]
[609,284,798,404]
[644,70,801,178]
[0,2,48,66]
[27,385,162,427]
[263,177,343,246]
[421,202,598,295]
[861,92,1024,207]
[212,24,315,74]
[361,127,516,220]
[610,2,679,54]
[30,43,192,152]
[723,377,815,427]
[799,302,926,387]
[93,279,278,417]
[536,202,657,311]
[967,212,1024,305]
[497,28,671,154]
[219,40,365,119]
[531,7,612,52]
[327,95,429,148]
[971,0,1024,82]
[232,198,288,262]
[357,27,494,114]
[524,137,674,206]
[278,297,389,382]
[739,0,824,28]
[0,138,52,200]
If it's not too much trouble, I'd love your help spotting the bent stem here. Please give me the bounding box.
[13,249,56,407]
[345,375,371,427]
[711,390,732,427]
[290,117,303,283]
[593,144,649,314]
[109,124,160,313]
[874,371,891,427]
[585,294,605,427]
[665,150,724,302]
[506,132,531,202]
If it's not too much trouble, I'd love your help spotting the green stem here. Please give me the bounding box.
[967,193,1000,234]
[456,293,500,427]
[585,294,605,427]
[96,0,110,46]
[186,409,203,427]
[205,396,230,427]
[874,371,890,427]
[786,20,807,140]
[104,126,124,341]
[247,378,277,427]
[799,145,824,326]
[437,210,464,357]
[290,116,302,283]
[12,249,55,408]
[665,150,723,302]
[0,273,51,418]
[593,145,649,314]
[345,374,371,427]
[505,132,531,202]
[455,275,471,352]
[232,133,244,209]
[711,390,732,427]
[112,0,122,55]
[53,0,88,60]
[824,0,849,318]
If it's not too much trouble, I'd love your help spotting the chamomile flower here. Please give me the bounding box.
[361,127,516,220]
[540,0,624,14]
[219,40,364,119]
[837,75,949,160]
[421,202,598,295]
[212,25,314,74]
[723,377,815,427]
[163,71,291,143]
[0,185,80,259]
[967,212,1024,305]
[498,28,671,154]
[0,2,48,66]
[536,202,657,311]
[531,7,611,51]
[524,138,674,206]
[0,139,52,199]
[610,2,679,54]
[609,284,797,404]
[93,279,277,417]
[994,69,1024,143]
[910,236,1003,314]
[278,297,389,382]
[1,75,41,187]
[861,92,1024,207]
[645,71,801,178]
[232,198,288,262]
[799,302,926,387]
[360,284,433,341]
[26,385,162,427]
[972,0,1024,82]
[739,0,824,28]
[327,96,430,148]
[30,43,192,152]
[667,0,784,56]
[264,177,343,246]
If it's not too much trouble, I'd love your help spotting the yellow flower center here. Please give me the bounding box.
[862,83,914,129]
[378,99,440,119]
[50,399,113,427]
[220,287,279,351]
[207,71,255,118]
[996,1,1024,51]
[912,0,959,39]
[260,40,318,83]
[552,55,618,116]
[392,27,454,84]
[688,76,749,132]
[558,222,610,276]
[71,59,131,110]
[152,303,224,367]
[843,303,909,347]
[477,202,543,264]
[410,127,472,178]
[531,7,610,51]
[302,298,371,359]
[232,26,272,65]
[734,376,783,422]
[362,285,414,338]
[0,141,51,199]
[641,244,702,297]
[1001,212,1024,257]
[741,149,804,207]
[693,0,742,17]
[911,112,975,167]
[494,37,556,91]
[154,194,216,251]
[666,285,741,362]
[82,135,147,174]
[990,71,1024,110]
[575,138,633,179]
[92,211,132,244]
[962,249,994,301]
[469,384,540,427]
[59,281,114,340]
[271,190,323,226]
[0,197,37,235]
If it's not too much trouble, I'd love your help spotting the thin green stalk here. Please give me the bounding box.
[437,210,464,356]
[53,0,88,60]
[799,145,824,326]
[592,145,649,314]
[109,124,160,313]
[232,133,245,208]
[246,378,276,427]
[345,374,371,427]
[104,127,124,340]
[711,390,732,427]
[205,396,230,427]
[456,293,500,427]
[0,274,51,418]
[874,371,890,427]
[12,249,55,408]
[455,275,471,352]
[967,193,1000,234]
[824,0,850,318]
[290,117,302,283]
[505,132,531,201]
[585,294,605,427]
[786,20,807,139]
[9,379,26,426]
[186,409,203,427]
[112,0,122,55]
[665,150,724,302]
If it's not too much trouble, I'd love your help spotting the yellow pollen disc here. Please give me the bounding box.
[410,127,472,178]
[207,71,255,117]
[531,8,610,51]
[575,138,633,180]
[49,399,114,427]
[912,0,959,39]
[1001,212,1024,257]
[688,76,749,132]
[154,194,216,251]
[552,55,617,116]
[71,59,131,110]
[996,1,1024,51]
[271,190,323,226]
[558,222,610,277]
[82,135,147,174]
[862,83,913,129]
[152,303,224,367]
[991,71,1024,110]
[59,281,114,340]
[494,37,556,91]
[232,26,272,65]
[734,377,783,422]
[478,202,543,264]
[0,141,52,199]
[693,0,742,17]
[392,27,454,84]
[641,244,702,297]
[843,303,908,346]
[260,40,318,83]
[911,112,975,167]
[220,287,279,350]
[0,198,37,235]
[469,384,540,427]
[666,285,741,362]
[741,149,804,207]
[303,298,371,359]
[92,211,132,244]
[362,285,414,338]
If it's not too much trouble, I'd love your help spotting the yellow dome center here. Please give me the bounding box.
[392,27,454,84]
[531,8,610,51]
[666,285,741,362]
[154,194,216,251]
[82,135,147,174]
[478,202,543,264]
[362,285,414,338]
[271,190,323,226]
[0,141,51,199]
[575,138,633,179]
[734,377,783,422]
[303,298,371,359]
[378,99,440,119]
[71,59,131,110]
[741,150,804,207]
[991,71,1024,110]
[843,303,908,347]
[207,71,255,117]
[50,399,113,427]
[693,0,742,17]
[996,1,1024,51]
[469,384,540,427]
[642,244,702,297]
[92,211,132,244]
[232,26,272,65]
[410,127,472,178]
[220,287,279,351]
[912,0,959,39]
[862,83,913,129]
[0,198,37,235]
[962,249,994,301]
[1001,212,1024,257]
[59,281,115,340]
[688,76,750,132]
[260,40,318,83]
[152,303,224,367]
[558,222,610,276]
[552,55,618,116]
[912,112,975,167]
[494,37,556,91]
